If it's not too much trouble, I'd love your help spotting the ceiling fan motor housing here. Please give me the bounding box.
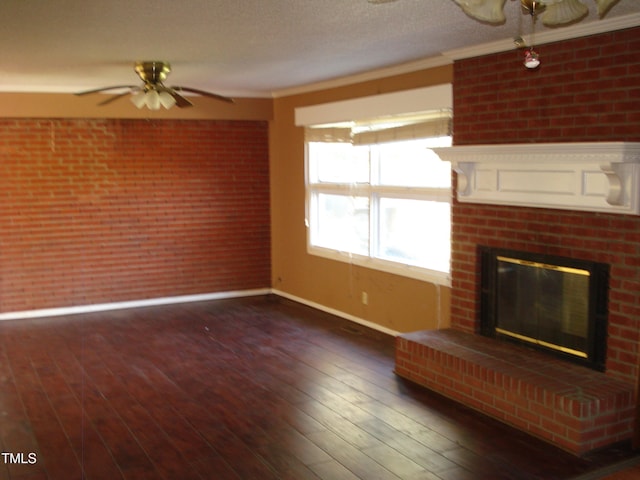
[135,61,171,85]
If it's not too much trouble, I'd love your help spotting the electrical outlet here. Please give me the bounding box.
[361,291,368,305]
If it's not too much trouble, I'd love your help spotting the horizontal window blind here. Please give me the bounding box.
[304,127,352,143]
[305,108,452,145]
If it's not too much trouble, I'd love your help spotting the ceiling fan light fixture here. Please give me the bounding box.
[539,0,588,26]
[595,0,618,17]
[146,90,161,110]
[130,88,175,110]
[76,60,234,109]
[454,0,507,24]
[131,90,147,109]
[158,90,176,109]
[454,0,623,28]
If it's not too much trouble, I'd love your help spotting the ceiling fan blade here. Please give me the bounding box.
[74,85,138,96]
[165,89,193,108]
[171,86,234,104]
[96,90,136,106]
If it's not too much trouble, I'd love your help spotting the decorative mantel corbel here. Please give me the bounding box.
[600,162,625,206]
[433,142,640,215]
[453,162,474,197]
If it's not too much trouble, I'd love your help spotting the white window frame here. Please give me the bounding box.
[296,85,454,287]
[305,139,451,286]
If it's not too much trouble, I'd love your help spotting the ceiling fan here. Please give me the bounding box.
[453,0,620,26]
[75,61,234,110]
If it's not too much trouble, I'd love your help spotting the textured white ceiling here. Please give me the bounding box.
[0,0,638,97]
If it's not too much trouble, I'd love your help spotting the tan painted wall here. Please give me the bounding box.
[270,65,453,333]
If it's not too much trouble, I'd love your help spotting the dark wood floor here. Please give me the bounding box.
[0,295,637,480]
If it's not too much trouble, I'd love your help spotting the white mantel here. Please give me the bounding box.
[433,142,640,215]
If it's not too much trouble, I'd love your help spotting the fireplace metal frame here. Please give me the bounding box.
[479,246,609,371]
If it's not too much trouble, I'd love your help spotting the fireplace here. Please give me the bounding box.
[395,244,632,456]
[479,246,609,371]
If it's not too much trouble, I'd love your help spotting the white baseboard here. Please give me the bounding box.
[0,288,271,321]
[271,289,400,337]
[0,287,401,338]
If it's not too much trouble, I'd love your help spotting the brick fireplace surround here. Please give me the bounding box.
[395,27,640,455]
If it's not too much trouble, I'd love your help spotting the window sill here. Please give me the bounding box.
[308,245,451,287]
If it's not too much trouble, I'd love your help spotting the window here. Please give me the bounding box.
[305,110,452,285]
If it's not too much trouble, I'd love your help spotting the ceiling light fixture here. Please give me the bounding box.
[75,61,234,110]
[453,0,620,27]
[454,0,621,69]
[130,62,177,110]
[130,88,177,110]
[522,0,542,68]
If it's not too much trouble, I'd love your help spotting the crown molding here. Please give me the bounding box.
[444,12,640,60]
[272,13,640,99]
[272,55,452,98]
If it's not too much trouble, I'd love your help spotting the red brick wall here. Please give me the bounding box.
[454,28,640,144]
[451,27,640,384]
[0,119,270,312]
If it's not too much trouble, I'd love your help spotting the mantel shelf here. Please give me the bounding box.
[433,142,640,215]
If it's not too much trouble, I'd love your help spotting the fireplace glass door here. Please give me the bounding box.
[480,246,608,371]
[496,256,589,358]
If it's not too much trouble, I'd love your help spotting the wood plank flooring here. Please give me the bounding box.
[0,295,637,480]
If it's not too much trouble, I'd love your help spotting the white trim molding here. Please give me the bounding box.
[444,13,640,61]
[0,289,271,321]
[0,288,401,339]
[272,289,400,337]
[294,84,452,127]
[433,142,640,215]
[273,56,452,99]
[273,13,640,99]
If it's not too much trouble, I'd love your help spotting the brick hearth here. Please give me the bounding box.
[395,329,635,455]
